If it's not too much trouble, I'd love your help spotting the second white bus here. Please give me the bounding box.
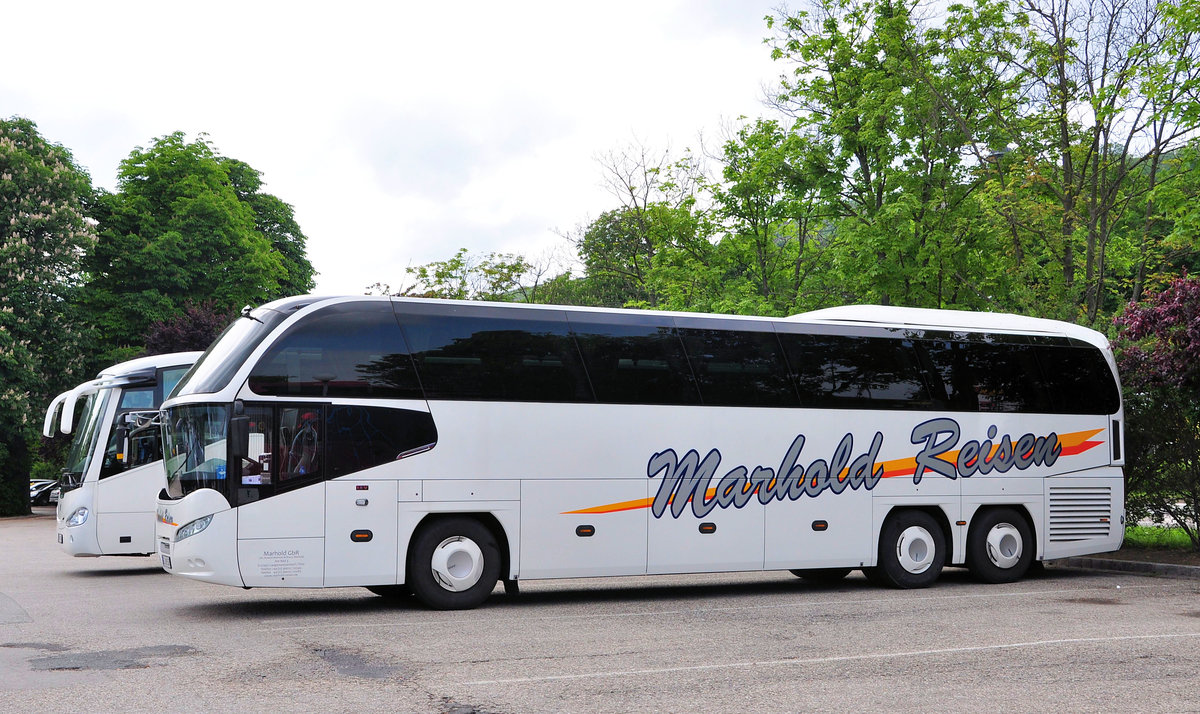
[44,352,199,556]
[155,297,1124,608]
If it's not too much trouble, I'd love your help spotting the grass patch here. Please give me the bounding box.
[1124,525,1195,549]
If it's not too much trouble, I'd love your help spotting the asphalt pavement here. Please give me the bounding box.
[3,508,1200,713]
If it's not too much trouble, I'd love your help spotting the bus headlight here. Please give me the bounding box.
[66,507,89,527]
[175,514,213,542]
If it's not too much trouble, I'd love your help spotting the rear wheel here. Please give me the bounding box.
[790,567,852,583]
[407,517,501,610]
[872,510,945,589]
[967,507,1034,584]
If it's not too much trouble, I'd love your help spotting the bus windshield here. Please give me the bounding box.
[174,308,291,397]
[163,404,229,499]
[61,390,113,489]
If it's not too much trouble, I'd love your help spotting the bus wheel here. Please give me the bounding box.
[874,510,945,589]
[967,508,1033,584]
[407,517,501,610]
[365,585,409,599]
[790,567,852,583]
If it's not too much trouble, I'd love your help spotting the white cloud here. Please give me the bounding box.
[3,0,788,295]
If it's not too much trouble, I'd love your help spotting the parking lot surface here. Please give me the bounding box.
[3,509,1200,713]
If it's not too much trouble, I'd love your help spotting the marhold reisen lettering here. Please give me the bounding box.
[648,418,1063,520]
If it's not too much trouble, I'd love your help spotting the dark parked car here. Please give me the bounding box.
[29,479,58,506]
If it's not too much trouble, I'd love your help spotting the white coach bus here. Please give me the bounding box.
[44,352,200,556]
[155,297,1124,609]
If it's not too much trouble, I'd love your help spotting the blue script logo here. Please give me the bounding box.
[647,432,884,519]
[647,418,1067,520]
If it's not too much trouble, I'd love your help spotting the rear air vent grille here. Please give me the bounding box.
[1048,486,1112,542]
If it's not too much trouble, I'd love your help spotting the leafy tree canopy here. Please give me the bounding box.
[83,132,306,363]
[0,116,96,515]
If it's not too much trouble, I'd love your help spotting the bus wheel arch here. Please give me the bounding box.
[868,507,948,589]
[966,506,1035,584]
[406,514,506,610]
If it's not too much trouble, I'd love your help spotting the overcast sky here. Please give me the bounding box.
[4,1,788,295]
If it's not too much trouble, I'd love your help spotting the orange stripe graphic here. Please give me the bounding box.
[562,428,1106,514]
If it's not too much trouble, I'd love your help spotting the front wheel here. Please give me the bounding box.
[967,508,1034,584]
[872,510,945,589]
[407,517,501,610]
[365,585,409,599]
[790,567,852,583]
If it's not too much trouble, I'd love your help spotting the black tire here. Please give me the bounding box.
[967,507,1034,584]
[861,566,890,586]
[365,585,409,599]
[406,517,501,610]
[873,510,946,589]
[790,567,853,583]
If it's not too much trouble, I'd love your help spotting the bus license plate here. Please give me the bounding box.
[161,554,172,570]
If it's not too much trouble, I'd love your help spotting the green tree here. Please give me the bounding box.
[981,0,1200,322]
[222,158,316,296]
[768,0,1013,310]
[708,119,842,315]
[374,247,548,302]
[83,132,290,364]
[0,117,96,516]
[572,144,713,308]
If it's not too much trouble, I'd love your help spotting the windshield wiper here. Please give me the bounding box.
[240,305,263,324]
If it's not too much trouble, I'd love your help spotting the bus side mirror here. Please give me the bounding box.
[230,416,250,467]
[114,423,130,468]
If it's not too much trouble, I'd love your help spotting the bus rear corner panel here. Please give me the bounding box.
[1041,468,1124,560]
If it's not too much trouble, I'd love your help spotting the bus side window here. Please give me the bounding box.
[400,309,589,403]
[920,339,1049,413]
[237,406,276,505]
[678,327,797,407]
[326,405,438,477]
[279,407,322,485]
[778,332,932,409]
[247,302,422,400]
[1035,344,1121,415]
[569,319,700,405]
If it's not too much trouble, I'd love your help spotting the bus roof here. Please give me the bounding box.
[96,351,204,378]
[791,305,1109,349]
[44,351,203,438]
[271,296,1109,349]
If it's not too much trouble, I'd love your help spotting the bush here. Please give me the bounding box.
[1113,277,1200,552]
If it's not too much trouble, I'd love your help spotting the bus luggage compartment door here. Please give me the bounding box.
[324,480,399,586]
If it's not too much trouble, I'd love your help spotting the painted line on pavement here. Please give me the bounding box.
[461,632,1200,686]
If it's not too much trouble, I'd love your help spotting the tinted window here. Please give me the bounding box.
[178,306,292,396]
[248,302,422,399]
[232,404,438,505]
[399,305,591,402]
[327,405,438,477]
[919,338,1049,412]
[779,332,933,409]
[1035,344,1121,415]
[162,366,191,399]
[118,387,155,410]
[279,406,323,483]
[679,328,797,407]
[570,316,700,405]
